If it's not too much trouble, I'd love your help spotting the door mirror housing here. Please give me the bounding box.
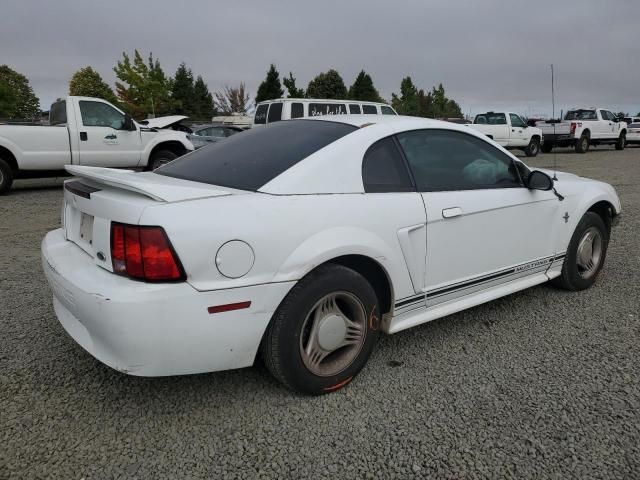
[527,170,553,191]
[122,113,136,131]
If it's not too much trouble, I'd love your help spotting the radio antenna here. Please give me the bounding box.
[551,64,558,181]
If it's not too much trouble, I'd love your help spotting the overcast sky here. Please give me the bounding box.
[2,0,639,118]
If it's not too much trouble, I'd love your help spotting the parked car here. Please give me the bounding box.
[623,116,640,145]
[0,96,194,194]
[42,115,621,394]
[469,111,543,157]
[188,124,245,149]
[254,98,397,124]
[536,108,627,153]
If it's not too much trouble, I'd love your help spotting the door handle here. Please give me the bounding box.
[80,132,88,141]
[104,134,117,140]
[442,207,462,218]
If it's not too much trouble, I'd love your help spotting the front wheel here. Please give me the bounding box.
[615,133,626,150]
[552,212,609,291]
[148,149,178,170]
[524,138,540,157]
[261,264,380,395]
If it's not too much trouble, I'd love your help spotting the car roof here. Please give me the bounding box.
[256,98,392,106]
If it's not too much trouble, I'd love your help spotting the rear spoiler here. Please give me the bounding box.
[65,165,234,202]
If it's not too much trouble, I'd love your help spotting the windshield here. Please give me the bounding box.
[156,120,357,191]
[565,110,597,120]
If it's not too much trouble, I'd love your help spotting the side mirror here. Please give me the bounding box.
[122,113,136,131]
[527,170,553,191]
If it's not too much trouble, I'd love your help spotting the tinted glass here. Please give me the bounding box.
[308,103,347,116]
[381,106,396,115]
[49,100,67,125]
[349,104,361,114]
[156,120,357,191]
[474,113,506,125]
[362,137,413,193]
[267,102,283,123]
[79,101,124,129]
[397,129,522,192]
[291,103,304,119]
[565,109,597,120]
[362,105,377,114]
[254,104,268,124]
[196,127,212,136]
[509,113,526,128]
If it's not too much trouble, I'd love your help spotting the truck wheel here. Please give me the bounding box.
[615,133,626,150]
[575,134,590,154]
[0,158,14,194]
[524,138,540,157]
[541,142,553,154]
[148,149,178,170]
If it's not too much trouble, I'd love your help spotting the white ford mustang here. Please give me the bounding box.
[42,115,621,394]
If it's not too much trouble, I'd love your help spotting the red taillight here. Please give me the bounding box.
[110,223,185,282]
[570,122,577,134]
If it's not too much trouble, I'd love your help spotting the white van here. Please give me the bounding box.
[254,98,397,124]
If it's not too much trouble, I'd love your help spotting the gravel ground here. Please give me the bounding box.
[1,146,639,479]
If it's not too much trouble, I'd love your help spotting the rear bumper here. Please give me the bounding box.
[42,229,294,376]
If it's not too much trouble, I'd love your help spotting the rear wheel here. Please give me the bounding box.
[575,133,590,154]
[552,212,608,291]
[541,142,553,154]
[615,132,626,150]
[0,158,14,194]
[148,149,178,170]
[261,264,380,395]
[524,138,540,157]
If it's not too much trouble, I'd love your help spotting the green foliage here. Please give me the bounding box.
[113,50,176,119]
[283,72,305,98]
[615,111,626,119]
[391,76,420,116]
[255,64,284,103]
[193,76,215,120]
[306,69,347,99]
[392,78,462,118]
[171,63,195,115]
[0,65,40,119]
[348,70,382,102]
[429,83,462,118]
[68,66,117,103]
[214,83,250,114]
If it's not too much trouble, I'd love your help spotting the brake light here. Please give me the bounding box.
[110,223,185,282]
[570,122,577,134]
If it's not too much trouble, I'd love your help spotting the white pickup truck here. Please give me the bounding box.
[535,108,627,154]
[0,96,194,193]
[469,112,543,157]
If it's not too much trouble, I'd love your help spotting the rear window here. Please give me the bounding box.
[254,104,268,124]
[474,113,506,125]
[309,103,347,116]
[565,110,597,120]
[156,120,357,191]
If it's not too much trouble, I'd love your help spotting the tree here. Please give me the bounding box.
[68,66,116,103]
[391,76,420,116]
[255,64,284,103]
[615,111,627,119]
[283,72,305,98]
[171,63,195,115]
[348,70,382,102]
[430,83,462,118]
[0,65,40,119]
[214,83,250,114]
[306,69,347,99]
[113,50,175,119]
[192,75,215,120]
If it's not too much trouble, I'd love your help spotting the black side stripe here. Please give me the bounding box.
[395,295,424,308]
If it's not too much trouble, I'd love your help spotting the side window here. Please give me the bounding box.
[349,104,361,114]
[254,104,268,124]
[362,105,377,114]
[267,102,283,123]
[509,114,526,128]
[308,103,347,116]
[291,102,304,119]
[397,129,522,192]
[79,101,125,129]
[380,106,396,115]
[600,110,611,121]
[362,137,414,193]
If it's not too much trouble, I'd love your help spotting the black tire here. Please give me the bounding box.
[524,138,540,157]
[148,149,178,170]
[552,212,609,291]
[575,133,590,154]
[615,132,626,150]
[541,142,553,154]
[0,157,14,194]
[261,264,380,395]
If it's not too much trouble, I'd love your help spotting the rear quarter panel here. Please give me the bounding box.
[0,125,71,170]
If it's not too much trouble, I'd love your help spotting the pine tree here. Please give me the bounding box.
[255,64,284,103]
[283,72,305,98]
[348,70,382,102]
[0,65,40,119]
[193,76,215,120]
[69,66,117,103]
[172,63,195,115]
[391,77,420,116]
[306,69,347,99]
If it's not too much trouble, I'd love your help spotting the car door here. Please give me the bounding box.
[508,113,528,147]
[76,100,141,167]
[396,128,560,307]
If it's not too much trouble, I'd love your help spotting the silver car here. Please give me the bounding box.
[188,124,245,149]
